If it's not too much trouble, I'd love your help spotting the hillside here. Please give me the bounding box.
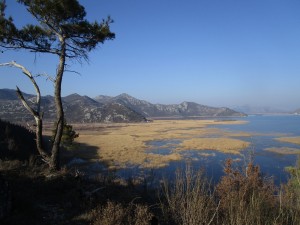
[0,89,246,123]
[98,93,247,118]
[0,89,146,123]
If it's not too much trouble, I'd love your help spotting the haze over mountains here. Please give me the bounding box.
[0,88,256,123]
[294,108,300,115]
[232,105,299,115]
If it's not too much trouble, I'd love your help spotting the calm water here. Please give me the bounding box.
[117,115,300,186]
[213,115,300,183]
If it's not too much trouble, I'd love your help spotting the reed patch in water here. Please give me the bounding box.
[177,138,250,154]
[265,147,300,155]
[275,136,300,145]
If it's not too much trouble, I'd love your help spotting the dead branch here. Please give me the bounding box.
[0,61,41,112]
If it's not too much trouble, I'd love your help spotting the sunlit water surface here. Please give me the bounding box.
[116,115,300,186]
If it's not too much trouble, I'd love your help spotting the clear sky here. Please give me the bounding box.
[1,0,300,110]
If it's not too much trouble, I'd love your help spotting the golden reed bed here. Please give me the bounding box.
[72,120,251,169]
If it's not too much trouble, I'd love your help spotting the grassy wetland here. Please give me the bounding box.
[2,117,300,225]
[73,119,250,169]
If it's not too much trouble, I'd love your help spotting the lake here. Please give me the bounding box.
[116,115,300,186]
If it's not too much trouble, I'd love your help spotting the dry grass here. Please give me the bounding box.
[160,164,217,225]
[216,159,280,225]
[265,147,300,155]
[76,133,182,169]
[74,120,250,169]
[177,138,250,154]
[91,201,153,225]
[275,136,300,145]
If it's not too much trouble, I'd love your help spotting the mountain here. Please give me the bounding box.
[0,89,35,122]
[0,89,246,124]
[63,93,103,122]
[105,93,246,118]
[108,93,158,117]
[94,95,113,104]
[99,102,146,122]
[0,89,146,123]
[0,88,26,100]
[62,94,145,123]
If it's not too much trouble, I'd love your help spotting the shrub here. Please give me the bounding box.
[51,120,79,150]
[216,159,278,225]
[160,164,217,225]
[282,159,300,224]
[92,201,153,225]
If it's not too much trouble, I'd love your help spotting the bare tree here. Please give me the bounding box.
[0,0,115,170]
[0,61,50,163]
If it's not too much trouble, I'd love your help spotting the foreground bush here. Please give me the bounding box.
[160,159,300,225]
[282,159,300,224]
[160,164,217,225]
[91,201,153,225]
[216,159,278,225]
[1,140,300,225]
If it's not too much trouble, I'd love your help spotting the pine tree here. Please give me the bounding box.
[51,121,79,150]
[0,0,114,170]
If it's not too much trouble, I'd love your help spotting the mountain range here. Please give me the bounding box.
[0,88,246,123]
[94,93,246,118]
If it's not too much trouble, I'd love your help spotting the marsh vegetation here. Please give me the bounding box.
[1,118,300,224]
[73,120,250,169]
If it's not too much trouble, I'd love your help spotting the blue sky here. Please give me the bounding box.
[1,0,300,110]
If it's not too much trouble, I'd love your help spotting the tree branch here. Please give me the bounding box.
[0,61,50,161]
[0,61,41,112]
[0,42,60,55]
[15,86,38,117]
[35,72,55,83]
[64,69,81,76]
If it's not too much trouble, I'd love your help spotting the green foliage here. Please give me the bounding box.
[51,121,79,150]
[1,0,114,170]
[283,159,300,223]
[0,0,115,59]
[0,1,17,44]
[61,122,79,150]
[285,159,300,191]
[0,0,5,16]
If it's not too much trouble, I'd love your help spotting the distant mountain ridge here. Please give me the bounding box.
[0,89,146,123]
[99,93,247,118]
[0,89,246,123]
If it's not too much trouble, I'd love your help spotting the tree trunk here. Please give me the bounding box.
[34,116,50,162]
[50,40,66,171]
